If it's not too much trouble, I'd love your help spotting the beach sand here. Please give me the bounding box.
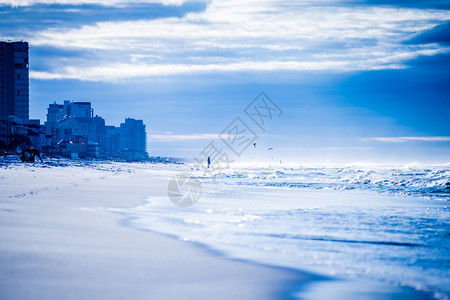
[0,161,435,299]
[0,161,307,300]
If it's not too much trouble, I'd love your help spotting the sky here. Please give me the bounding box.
[1,0,450,164]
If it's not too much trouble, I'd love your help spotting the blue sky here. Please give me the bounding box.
[1,0,449,164]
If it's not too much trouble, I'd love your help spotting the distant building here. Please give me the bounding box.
[44,100,147,160]
[0,41,149,159]
[0,41,32,147]
[0,118,12,146]
[63,100,93,119]
[104,118,148,160]
[43,100,98,156]
[120,118,147,154]
[0,41,29,121]
[45,101,94,142]
[56,115,106,147]
[44,102,64,144]
[105,125,121,157]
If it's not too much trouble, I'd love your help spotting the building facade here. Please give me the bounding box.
[44,101,147,159]
[0,41,31,146]
[0,41,29,120]
[120,118,146,154]
[63,100,93,119]
[45,101,95,145]
[56,115,106,148]
[44,102,64,144]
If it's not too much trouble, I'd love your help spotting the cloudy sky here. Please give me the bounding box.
[1,0,449,164]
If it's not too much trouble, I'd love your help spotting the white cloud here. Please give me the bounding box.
[1,0,188,7]
[27,60,384,81]
[321,147,373,151]
[31,46,449,81]
[364,137,450,143]
[24,0,450,80]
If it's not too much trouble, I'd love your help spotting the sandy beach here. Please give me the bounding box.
[0,161,307,300]
[2,0,449,298]
[0,160,443,299]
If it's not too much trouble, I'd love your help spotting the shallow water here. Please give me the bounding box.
[112,165,450,299]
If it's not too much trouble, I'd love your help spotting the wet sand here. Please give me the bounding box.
[0,161,434,299]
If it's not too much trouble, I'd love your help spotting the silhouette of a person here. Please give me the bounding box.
[207,156,211,168]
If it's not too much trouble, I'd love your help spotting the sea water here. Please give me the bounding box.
[112,165,450,299]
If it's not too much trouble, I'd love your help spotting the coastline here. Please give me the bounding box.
[0,161,441,299]
[0,161,308,300]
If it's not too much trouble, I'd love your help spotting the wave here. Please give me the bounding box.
[262,233,427,248]
[208,166,450,200]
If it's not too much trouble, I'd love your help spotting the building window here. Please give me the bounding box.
[17,90,20,96]
[17,74,20,79]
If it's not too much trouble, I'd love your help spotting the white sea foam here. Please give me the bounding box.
[206,165,450,200]
[113,165,450,299]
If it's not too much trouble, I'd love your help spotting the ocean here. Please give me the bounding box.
[111,164,450,299]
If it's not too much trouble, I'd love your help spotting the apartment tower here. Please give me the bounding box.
[0,41,29,120]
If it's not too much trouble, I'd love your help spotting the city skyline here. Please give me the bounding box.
[44,100,148,159]
[1,1,449,164]
[0,40,148,160]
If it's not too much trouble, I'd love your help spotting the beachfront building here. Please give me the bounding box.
[56,115,106,147]
[0,41,41,147]
[45,101,94,143]
[63,100,93,119]
[105,125,121,157]
[120,118,146,153]
[44,101,147,159]
[43,100,103,157]
[44,102,64,144]
[0,41,44,150]
[119,118,147,160]
[104,119,148,160]
[0,41,29,121]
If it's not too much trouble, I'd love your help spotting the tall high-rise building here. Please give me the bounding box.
[45,102,64,136]
[44,100,101,147]
[0,41,29,120]
[42,100,148,159]
[120,118,147,154]
[63,100,93,119]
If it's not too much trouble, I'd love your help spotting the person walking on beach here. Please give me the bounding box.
[207,156,211,168]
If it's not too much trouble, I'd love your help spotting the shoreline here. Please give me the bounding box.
[113,196,437,300]
[0,161,442,299]
[0,161,309,299]
[115,203,326,297]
